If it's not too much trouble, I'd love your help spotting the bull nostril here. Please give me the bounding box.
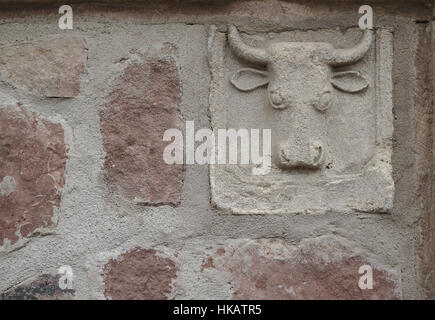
[312,142,324,167]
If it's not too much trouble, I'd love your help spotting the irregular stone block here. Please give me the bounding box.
[202,236,401,299]
[0,105,67,247]
[208,26,394,214]
[1,274,75,300]
[102,247,178,300]
[0,36,87,97]
[100,51,183,205]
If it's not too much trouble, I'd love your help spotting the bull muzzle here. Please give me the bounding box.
[277,139,324,169]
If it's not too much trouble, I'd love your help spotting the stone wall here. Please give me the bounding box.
[0,0,434,299]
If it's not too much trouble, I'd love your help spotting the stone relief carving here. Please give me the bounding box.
[228,25,372,169]
[208,25,394,214]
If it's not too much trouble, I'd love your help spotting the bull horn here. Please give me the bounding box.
[326,29,373,66]
[228,25,269,65]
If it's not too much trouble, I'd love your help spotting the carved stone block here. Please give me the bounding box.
[208,26,394,214]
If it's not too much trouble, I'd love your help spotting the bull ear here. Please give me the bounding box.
[331,71,369,93]
[230,68,269,92]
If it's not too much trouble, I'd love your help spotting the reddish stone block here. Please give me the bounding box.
[0,105,67,246]
[0,36,87,97]
[103,247,178,300]
[100,54,183,205]
[202,236,401,299]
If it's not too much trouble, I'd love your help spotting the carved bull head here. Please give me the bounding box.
[228,25,373,169]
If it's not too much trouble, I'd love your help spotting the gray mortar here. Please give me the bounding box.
[0,0,432,299]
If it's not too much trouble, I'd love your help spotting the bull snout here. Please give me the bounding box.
[276,139,324,169]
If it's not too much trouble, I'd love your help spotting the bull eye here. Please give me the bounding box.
[270,91,283,106]
[315,91,332,112]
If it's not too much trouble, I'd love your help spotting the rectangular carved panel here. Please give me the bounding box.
[208,26,394,214]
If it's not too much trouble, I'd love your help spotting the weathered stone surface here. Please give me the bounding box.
[0,105,67,247]
[0,36,87,97]
[100,53,183,205]
[418,22,435,299]
[1,274,75,300]
[209,26,394,214]
[102,247,178,300]
[0,1,430,301]
[202,236,401,299]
